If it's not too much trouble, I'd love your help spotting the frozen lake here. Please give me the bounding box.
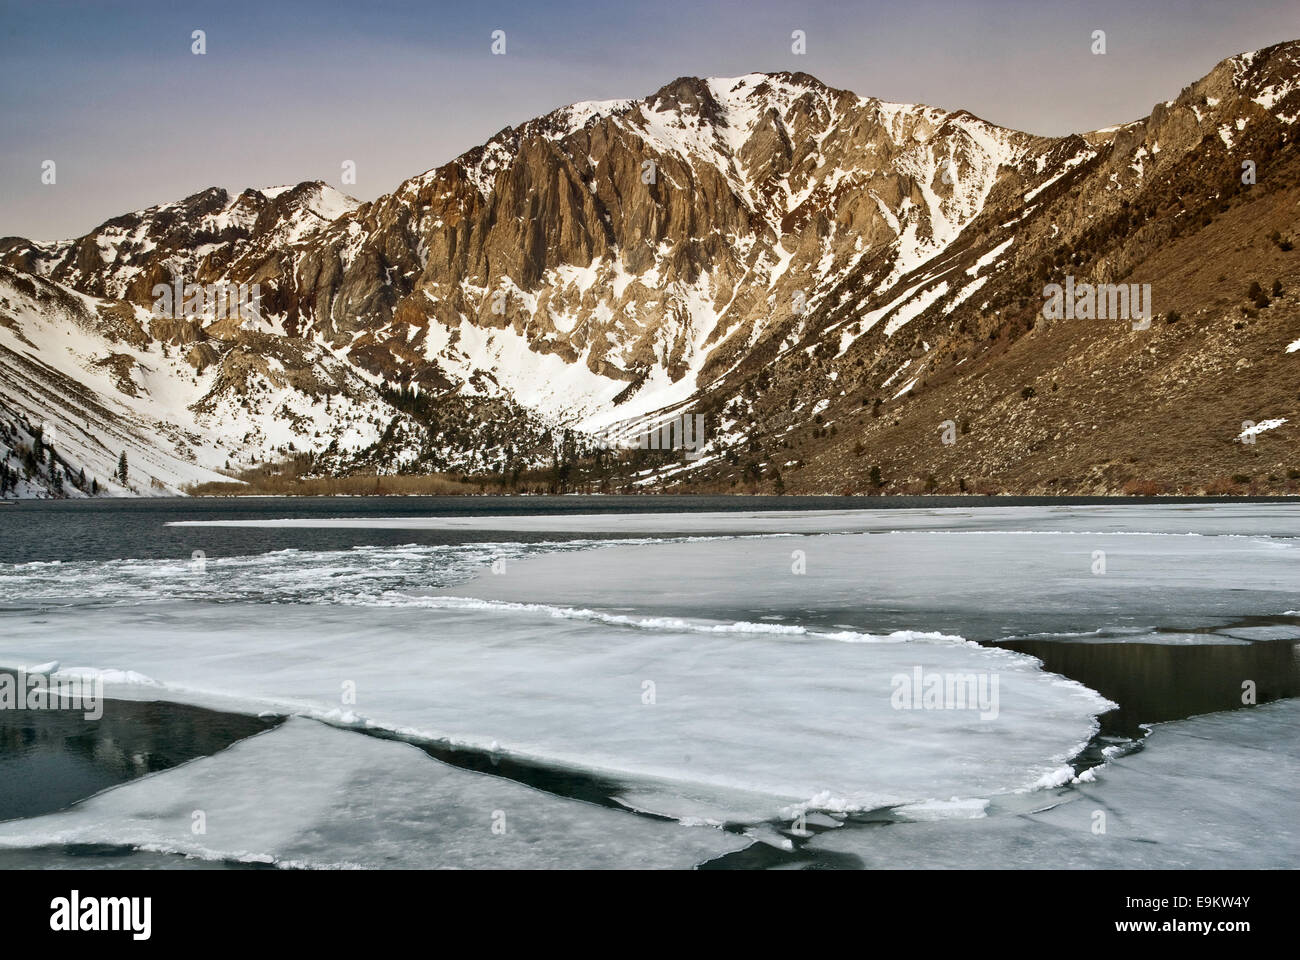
[0,499,1296,868]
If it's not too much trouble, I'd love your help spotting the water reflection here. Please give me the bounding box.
[997,622,1300,738]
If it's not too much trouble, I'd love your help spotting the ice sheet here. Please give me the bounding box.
[0,717,748,869]
[0,598,1110,823]
[428,530,1300,643]
[14,504,1289,830]
[165,502,1300,538]
[803,698,1300,868]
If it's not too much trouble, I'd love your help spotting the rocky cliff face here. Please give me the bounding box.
[2,42,1298,496]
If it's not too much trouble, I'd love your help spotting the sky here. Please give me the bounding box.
[2,0,1298,242]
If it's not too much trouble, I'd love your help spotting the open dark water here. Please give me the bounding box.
[0,683,280,821]
[3,494,1296,563]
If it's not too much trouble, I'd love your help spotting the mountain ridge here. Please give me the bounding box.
[2,41,1298,497]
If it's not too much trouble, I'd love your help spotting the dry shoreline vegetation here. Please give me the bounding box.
[186,473,477,497]
[183,451,1300,497]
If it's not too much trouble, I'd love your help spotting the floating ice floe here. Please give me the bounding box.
[803,697,1300,869]
[0,718,748,869]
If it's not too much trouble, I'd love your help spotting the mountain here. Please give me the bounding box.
[2,41,1298,497]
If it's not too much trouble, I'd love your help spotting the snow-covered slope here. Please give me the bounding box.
[0,267,430,496]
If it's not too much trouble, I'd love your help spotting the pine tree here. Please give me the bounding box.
[117,451,128,486]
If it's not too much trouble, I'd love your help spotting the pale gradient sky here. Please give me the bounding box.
[2,0,1298,242]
